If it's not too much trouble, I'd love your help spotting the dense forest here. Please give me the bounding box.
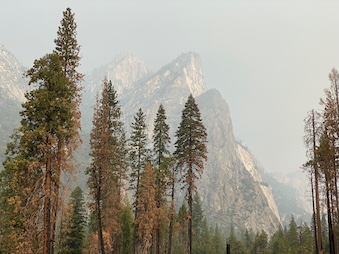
[0,7,338,254]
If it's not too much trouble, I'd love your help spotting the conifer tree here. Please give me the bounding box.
[136,161,157,254]
[192,194,204,253]
[60,186,86,254]
[54,7,83,86]
[174,204,189,254]
[227,224,242,254]
[174,94,207,254]
[287,215,299,253]
[51,8,83,254]
[152,104,171,254]
[0,9,83,254]
[269,226,288,254]
[121,204,134,254]
[0,50,81,253]
[299,222,314,253]
[87,78,127,253]
[213,224,224,254]
[252,230,269,254]
[129,108,149,254]
[303,109,323,254]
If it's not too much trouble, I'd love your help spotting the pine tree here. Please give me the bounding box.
[213,224,224,254]
[129,108,149,254]
[252,230,269,254]
[174,94,207,254]
[192,194,204,253]
[152,104,171,254]
[319,69,339,254]
[51,8,83,254]
[174,204,189,254]
[299,222,314,254]
[121,204,134,254]
[269,225,288,254]
[303,109,323,254]
[136,161,157,254]
[54,7,83,86]
[0,47,82,253]
[86,78,127,253]
[87,78,126,253]
[60,186,86,254]
[228,225,246,254]
[0,10,84,248]
[287,215,299,253]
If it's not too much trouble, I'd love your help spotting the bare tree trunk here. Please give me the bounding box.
[43,149,52,254]
[51,141,63,254]
[312,110,323,254]
[168,175,175,254]
[96,175,105,254]
[188,165,193,254]
[310,173,319,254]
[133,165,141,254]
[325,169,336,254]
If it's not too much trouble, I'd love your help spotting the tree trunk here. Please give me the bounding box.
[310,173,319,254]
[168,175,175,254]
[188,165,193,254]
[312,110,323,254]
[43,149,52,254]
[97,175,105,254]
[325,170,335,254]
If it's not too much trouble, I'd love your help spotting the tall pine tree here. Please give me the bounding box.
[174,94,207,254]
[87,78,127,253]
[0,50,81,254]
[152,104,171,254]
[129,108,149,254]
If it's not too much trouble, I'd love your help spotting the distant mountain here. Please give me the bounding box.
[265,171,312,225]
[0,46,311,234]
[0,45,27,101]
[0,45,28,167]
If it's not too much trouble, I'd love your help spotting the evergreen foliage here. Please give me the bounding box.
[136,161,157,254]
[0,50,81,253]
[59,186,86,254]
[152,104,171,254]
[121,204,134,254]
[86,78,127,253]
[129,108,149,254]
[174,94,207,254]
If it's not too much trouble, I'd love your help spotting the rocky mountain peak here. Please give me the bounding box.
[151,51,206,98]
[0,45,27,102]
[107,53,149,92]
[85,53,149,96]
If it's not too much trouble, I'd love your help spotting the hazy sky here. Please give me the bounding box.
[1,1,339,175]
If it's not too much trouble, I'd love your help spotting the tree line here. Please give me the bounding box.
[0,8,208,254]
[303,68,339,254]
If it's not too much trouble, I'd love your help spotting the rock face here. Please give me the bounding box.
[0,45,27,102]
[0,45,28,167]
[83,52,282,234]
[196,90,281,234]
